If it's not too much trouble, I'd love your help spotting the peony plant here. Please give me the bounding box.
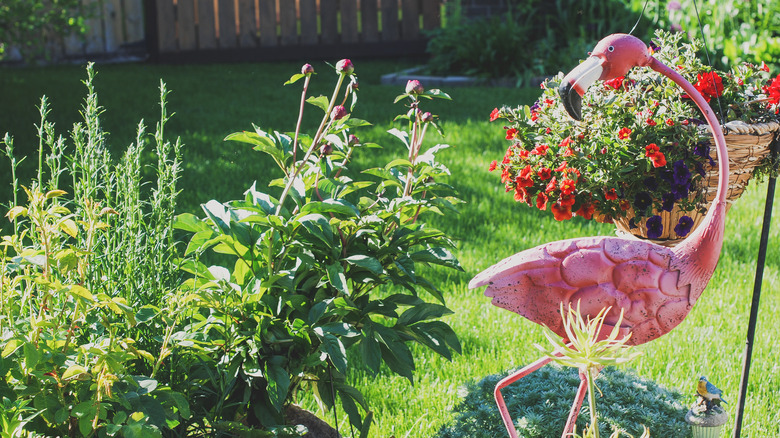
[489,30,780,239]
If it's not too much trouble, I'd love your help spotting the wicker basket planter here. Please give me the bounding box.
[614,120,780,246]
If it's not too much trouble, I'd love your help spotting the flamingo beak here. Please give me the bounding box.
[558,55,604,121]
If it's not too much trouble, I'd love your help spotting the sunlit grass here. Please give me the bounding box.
[1,61,777,437]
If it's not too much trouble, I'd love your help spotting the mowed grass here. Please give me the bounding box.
[1,61,778,437]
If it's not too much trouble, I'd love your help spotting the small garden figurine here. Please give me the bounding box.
[696,376,728,409]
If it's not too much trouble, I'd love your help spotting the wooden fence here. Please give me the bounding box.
[148,0,443,62]
[61,0,146,59]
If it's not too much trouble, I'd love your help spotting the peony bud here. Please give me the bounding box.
[405,79,424,95]
[336,59,354,75]
[421,112,433,123]
[320,143,333,155]
[348,134,360,145]
[301,63,314,75]
[331,105,348,120]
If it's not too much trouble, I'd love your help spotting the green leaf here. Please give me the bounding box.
[59,218,79,238]
[387,128,410,148]
[284,73,307,85]
[1,338,22,358]
[424,89,452,100]
[224,130,285,165]
[408,320,462,358]
[6,206,27,220]
[374,325,414,382]
[344,118,371,128]
[306,95,330,112]
[134,377,158,395]
[135,306,158,324]
[300,199,360,217]
[184,229,217,256]
[69,284,94,302]
[23,342,40,369]
[410,247,463,270]
[62,364,89,380]
[315,332,348,374]
[296,214,333,246]
[385,158,413,170]
[319,322,360,337]
[265,356,291,413]
[326,263,349,295]
[398,303,453,326]
[360,325,382,375]
[173,212,213,233]
[344,255,383,275]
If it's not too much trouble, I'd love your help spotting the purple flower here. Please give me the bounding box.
[634,192,653,212]
[646,215,664,239]
[644,176,658,191]
[649,41,661,53]
[693,141,716,166]
[672,160,691,186]
[662,192,676,212]
[667,1,682,11]
[530,102,540,112]
[674,215,694,237]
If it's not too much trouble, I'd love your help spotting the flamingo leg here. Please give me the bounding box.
[494,355,558,438]
[562,371,589,438]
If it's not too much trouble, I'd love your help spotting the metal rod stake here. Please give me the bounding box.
[732,138,779,438]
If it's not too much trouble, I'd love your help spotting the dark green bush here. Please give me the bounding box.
[436,365,691,438]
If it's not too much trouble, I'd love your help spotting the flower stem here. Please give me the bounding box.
[292,75,312,166]
[586,367,600,438]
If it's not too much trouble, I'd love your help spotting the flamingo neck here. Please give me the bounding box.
[648,58,729,204]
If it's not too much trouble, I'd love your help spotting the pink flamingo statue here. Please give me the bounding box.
[469,34,729,438]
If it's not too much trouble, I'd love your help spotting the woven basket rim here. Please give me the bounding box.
[699,119,780,136]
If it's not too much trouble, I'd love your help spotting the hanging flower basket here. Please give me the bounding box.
[615,120,780,246]
[488,30,780,244]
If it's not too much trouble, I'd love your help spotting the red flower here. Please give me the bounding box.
[761,62,770,72]
[646,118,657,126]
[545,176,558,193]
[505,128,518,140]
[336,59,354,75]
[517,148,530,159]
[620,200,631,211]
[762,74,780,105]
[604,76,625,90]
[544,98,554,106]
[488,160,498,171]
[536,192,548,210]
[515,165,534,188]
[531,144,549,155]
[651,152,667,167]
[562,147,575,157]
[514,186,528,203]
[559,178,576,195]
[618,127,632,140]
[551,202,573,221]
[645,143,660,156]
[575,203,595,220]
[490,108,501,121]
[531,112,539,122]
[665,118,674,126]
[559,193,576,208]
[537,167,552,180]
[555,161,568,172]
[501,168,511,183]
[604,188,618,200]
[694,71,724,101]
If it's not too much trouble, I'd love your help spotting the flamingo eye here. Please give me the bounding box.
[608,46,615,52]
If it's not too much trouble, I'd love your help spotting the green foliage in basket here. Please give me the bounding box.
[435,366,690,438]
[489,30,780,240]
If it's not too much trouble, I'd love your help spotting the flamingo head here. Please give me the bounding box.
[559,34,652,120]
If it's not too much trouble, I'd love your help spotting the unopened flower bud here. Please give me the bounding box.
[348,134,360,145]
[336,59,354,75]
[405,79,424,95]
[331,105,348,120]
[351,80,359,90]
[301,63,314,75]
[320,143,333,155]
[421,112,433,123]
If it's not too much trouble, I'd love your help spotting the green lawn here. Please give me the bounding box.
[1,60,777,437]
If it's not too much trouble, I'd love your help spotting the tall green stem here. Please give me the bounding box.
[586,367,600,438]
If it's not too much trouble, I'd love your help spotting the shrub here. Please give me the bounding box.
[173,62,463,434]
[1,64,185,436]
[436,366,690,438]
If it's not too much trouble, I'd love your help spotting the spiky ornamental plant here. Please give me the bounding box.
[536,302,643,438]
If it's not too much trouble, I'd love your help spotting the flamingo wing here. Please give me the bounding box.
[470,236,693,345]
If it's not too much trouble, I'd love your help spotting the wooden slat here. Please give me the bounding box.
[197,0,218,49]
[421,0,440,30]
[258,0,277,46]
[299,0,318,45]
[155,0,177,52]
[104,0,125,51]
[278,0,297,45]
[83,0,105,53]
[219,0,238,47]
[237,0,258,47]
[400,0,419,41]
[380,0,399,41]
[340,0,359,43]
[124,0,145,43]
[360,0,379,43]
[177,0,198,50]
[320,0,339,44]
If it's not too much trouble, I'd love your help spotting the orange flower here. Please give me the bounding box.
[551,202,572,221]
[559,178,576,195]
[618,127,632,140]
